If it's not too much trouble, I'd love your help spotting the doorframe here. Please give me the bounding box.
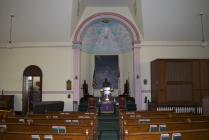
[22,65,42,115]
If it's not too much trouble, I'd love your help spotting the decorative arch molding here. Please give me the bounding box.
[72,12,142,110]
[73,12,141,44]
[23,65,43,76]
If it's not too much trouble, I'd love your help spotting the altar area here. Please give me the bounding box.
[78,79,136,113]
[98,87,116,114]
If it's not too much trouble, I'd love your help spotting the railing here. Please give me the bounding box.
[148,103,203,115]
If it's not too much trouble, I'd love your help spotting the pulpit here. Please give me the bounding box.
[101,87,112,102]
[99,86,115,113]
[100,102,114,113]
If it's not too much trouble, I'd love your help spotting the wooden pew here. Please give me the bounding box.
[25,114,98,126]
[120,111,209,140]
[119,110,208,120]
[120,116,209,137]
[27,112,97,119]
[122,116,209,124]
[32,119,94,126]
[120,111,176,117]
[1,131,89,140]
[3,113,98,128]
[121,115,209,127]
[0,111,98,140]
[124,129,209,140]
[0,123,95,140]
[119,111,209,129]
[122,121,209,138]
[120,116,209,133]
[1,113,98,140]
[6,123,95,136]
[120,112,208,120]
[3,117,96,126]
[0,110,15,119]
[5,123,91,132]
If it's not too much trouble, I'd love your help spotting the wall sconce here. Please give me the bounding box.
[143,79,147,85]
[74,76,78,80]
[200,11,208,47]
[136,74,140,79]
[67,94,71,98]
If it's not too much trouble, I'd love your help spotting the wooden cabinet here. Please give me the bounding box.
[202,96,209,115]
[200,60,209,97]
[0,95,14,110]
[151,59,209,105]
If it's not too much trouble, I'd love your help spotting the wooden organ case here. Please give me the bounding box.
[149,59,209,113]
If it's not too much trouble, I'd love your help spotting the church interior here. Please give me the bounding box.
[0,0,209,140]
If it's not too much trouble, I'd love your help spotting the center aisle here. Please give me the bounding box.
[98,112,120,140]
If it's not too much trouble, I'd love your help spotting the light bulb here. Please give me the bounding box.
[201,41,207,47]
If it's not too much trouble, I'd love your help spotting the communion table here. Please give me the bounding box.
[99,87,115,113]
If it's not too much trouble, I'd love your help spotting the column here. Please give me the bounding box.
[72,43,81,103]
[133,43,142,110]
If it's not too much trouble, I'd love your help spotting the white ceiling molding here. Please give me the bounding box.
[0,41,208,48]
[0,42,72,48]
[141,41,209,47]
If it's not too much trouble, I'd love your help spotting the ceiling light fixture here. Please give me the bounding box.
[200,11,207,47]
[9,13,14,44]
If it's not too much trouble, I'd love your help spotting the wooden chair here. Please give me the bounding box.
[119,96,127,111]
[88,97,96,112]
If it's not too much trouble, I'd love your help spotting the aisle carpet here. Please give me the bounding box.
[98,113,120,140]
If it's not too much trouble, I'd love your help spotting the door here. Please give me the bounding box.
[22,65,42,115]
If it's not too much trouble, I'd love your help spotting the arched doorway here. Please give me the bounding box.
[72,12,142,110]
[22,65,42,115]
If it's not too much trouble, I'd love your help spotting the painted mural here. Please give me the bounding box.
[94,55,119,89]
[81,19,133,54]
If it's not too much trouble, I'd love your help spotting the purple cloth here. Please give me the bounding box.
[100,102,114,113]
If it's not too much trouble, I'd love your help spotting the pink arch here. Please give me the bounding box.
[73,12,141,44]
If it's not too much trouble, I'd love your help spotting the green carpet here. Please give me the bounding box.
[98,113,119,140]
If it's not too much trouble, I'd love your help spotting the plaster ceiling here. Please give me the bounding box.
[79,0,209,42]
[80,0,130,7]
[141,0,209,41]
[0,0,208,43]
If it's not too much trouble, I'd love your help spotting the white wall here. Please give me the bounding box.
[0,47,74,111]
[1,45,208,111]
[120,51,133,96]
[80,51,91,97]
[0,0,73,42]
